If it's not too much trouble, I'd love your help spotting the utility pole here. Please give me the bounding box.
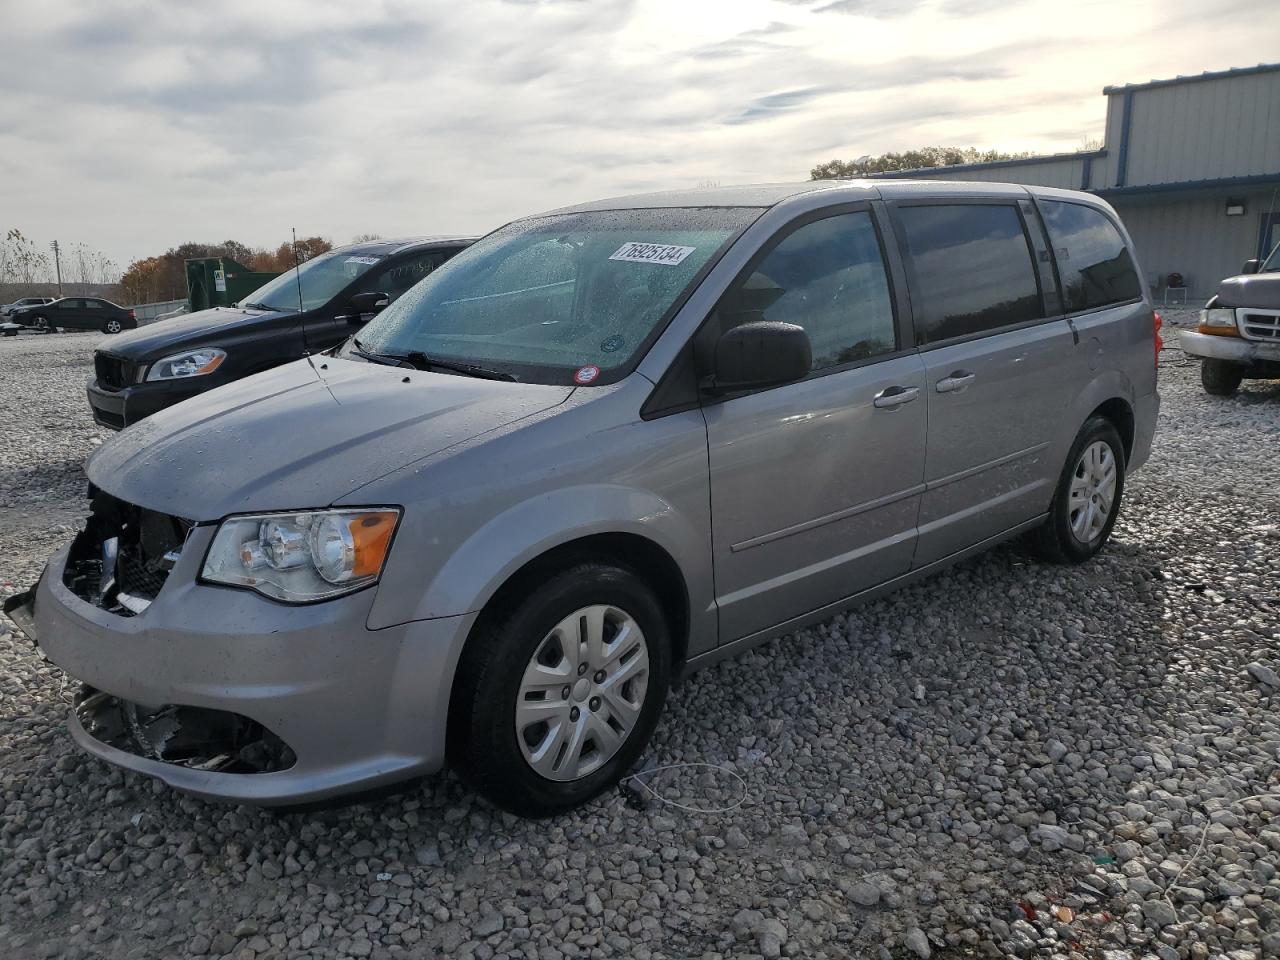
[50,240,63,297]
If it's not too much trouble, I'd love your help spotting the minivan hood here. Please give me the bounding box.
[1215,273,1280,309]
[87,358,574,521]
[102,306,292,358]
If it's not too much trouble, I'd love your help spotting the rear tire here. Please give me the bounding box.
[1200,359,1243,396]
[103,319,122,334]
[449,561,671,817]
[1033,416,1126,564]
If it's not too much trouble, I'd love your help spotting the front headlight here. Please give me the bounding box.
[201,508,401,602]
[147,348,227,381]
[1198,308,1239,335]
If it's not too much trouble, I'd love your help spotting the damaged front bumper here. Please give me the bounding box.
[19,533,477,805]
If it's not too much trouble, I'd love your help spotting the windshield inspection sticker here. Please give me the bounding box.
[609,242,696,266]
[574,365,601,385]
[345,256,381,265]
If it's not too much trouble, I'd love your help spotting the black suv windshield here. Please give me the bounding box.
[348,207,761,384]
[240,250,385,312]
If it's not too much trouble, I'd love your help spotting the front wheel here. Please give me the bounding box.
[1033,416,1126,564]
[450,561,671,816]
[31,315,51,333]
[1200,359,1243,397]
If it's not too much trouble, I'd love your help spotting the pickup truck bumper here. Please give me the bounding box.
[1178,330,1280,364]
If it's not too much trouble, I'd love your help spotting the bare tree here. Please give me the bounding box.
[66,241,120,285]
[351,233,383,243]
[0,229,53,284]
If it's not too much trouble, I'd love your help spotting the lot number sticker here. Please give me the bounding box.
[609,242,696,266]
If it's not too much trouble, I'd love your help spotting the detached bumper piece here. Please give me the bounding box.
[2,586,39,645]
[75,685,297,774]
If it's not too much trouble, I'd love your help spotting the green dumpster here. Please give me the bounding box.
[185,257,279,312]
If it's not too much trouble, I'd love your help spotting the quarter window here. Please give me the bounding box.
[896,204,1042,344]
[714,211,896,373]
[1039,201,1142,312]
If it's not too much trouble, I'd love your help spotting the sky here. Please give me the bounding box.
[2,0,1277,276]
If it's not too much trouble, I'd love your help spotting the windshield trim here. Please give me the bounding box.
[347,206,769,388]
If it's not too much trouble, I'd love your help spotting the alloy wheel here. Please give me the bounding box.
[1068,440,1116,543]
[105,320,122,333]
[515,604,649,782]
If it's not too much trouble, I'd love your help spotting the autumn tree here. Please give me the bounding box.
[810,146,1036,180]
[120,236,334,304]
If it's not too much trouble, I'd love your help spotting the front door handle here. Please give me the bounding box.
[872,385,920,409]
[936,371,976,393]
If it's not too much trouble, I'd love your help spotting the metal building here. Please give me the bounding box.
[871,63,1280,302]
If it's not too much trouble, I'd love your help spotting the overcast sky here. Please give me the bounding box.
[2,0,1276,273]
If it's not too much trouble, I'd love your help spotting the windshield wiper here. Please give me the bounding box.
[244,301,293,313]
[401,351,517,382]
[348,341,516,381]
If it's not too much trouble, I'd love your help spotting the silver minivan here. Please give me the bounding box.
[9,181,1160,815]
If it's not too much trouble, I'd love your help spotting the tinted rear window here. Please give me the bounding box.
[1040,201,1142,311]
[897,204,1042,344]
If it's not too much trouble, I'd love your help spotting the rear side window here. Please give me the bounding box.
[896,204,1042,345]
[714,211,897,372]
[1039,201,1142,311]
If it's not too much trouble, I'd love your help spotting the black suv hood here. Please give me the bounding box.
[1214,273,1280,309]
[101,306,297,359]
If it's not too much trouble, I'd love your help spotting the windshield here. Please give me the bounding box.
[240,250,384,312]
[1261,241,1280,273]
[348,207,761,383]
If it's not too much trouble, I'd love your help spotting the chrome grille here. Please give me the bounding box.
[1240,309,1280,341]
[94,353,137,391]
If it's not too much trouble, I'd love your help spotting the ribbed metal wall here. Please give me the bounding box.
[1113,188,1279,298]
[1124,72,1279,186]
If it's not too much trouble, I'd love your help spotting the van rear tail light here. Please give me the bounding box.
[1153,310,1163,366]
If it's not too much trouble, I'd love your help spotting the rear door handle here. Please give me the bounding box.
[935,371,976,393]
[872,386,920,409]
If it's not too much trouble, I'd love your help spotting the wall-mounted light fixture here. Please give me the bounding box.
[1225,199,1246,216]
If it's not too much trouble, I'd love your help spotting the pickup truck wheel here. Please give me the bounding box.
[1033,416,1126,564]
[450,561,671,817]
[1200,359,1243,397]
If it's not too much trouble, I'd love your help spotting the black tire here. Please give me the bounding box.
[449,561,671,817]
[30,315,50,333]
[102,319,123,334]
[1033,415,1126,564]
[1200,359,1243,397]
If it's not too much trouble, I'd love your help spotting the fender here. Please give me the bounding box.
[366,483,716,651]
[1053,366,1136,470]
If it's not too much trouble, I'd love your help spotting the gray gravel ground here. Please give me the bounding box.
[1,313,1278,960]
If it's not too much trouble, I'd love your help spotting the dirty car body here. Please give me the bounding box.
[9,181,1160,812]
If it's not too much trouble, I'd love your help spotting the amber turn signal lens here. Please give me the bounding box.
[350,512,397,577]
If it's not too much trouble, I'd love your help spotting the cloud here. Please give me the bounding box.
[0,0,1276,273]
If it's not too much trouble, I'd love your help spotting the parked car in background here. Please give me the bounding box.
[1180,243,1280,395]
[7,181,1159,815]
[85,236,473,429]
[1,296,55,317]
[10,297,136,334]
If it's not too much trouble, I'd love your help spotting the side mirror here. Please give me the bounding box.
[706,321,811,393]
[348,291,390,319]
[1241,259,1260,275]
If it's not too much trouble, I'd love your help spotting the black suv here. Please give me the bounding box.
[88,236,473,429]
[12,297,136,334]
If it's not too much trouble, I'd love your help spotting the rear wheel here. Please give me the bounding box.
[1200,359,1243,396]
[102,319,123,334]
[1033,416,1126,564]
[450,561,671,816]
